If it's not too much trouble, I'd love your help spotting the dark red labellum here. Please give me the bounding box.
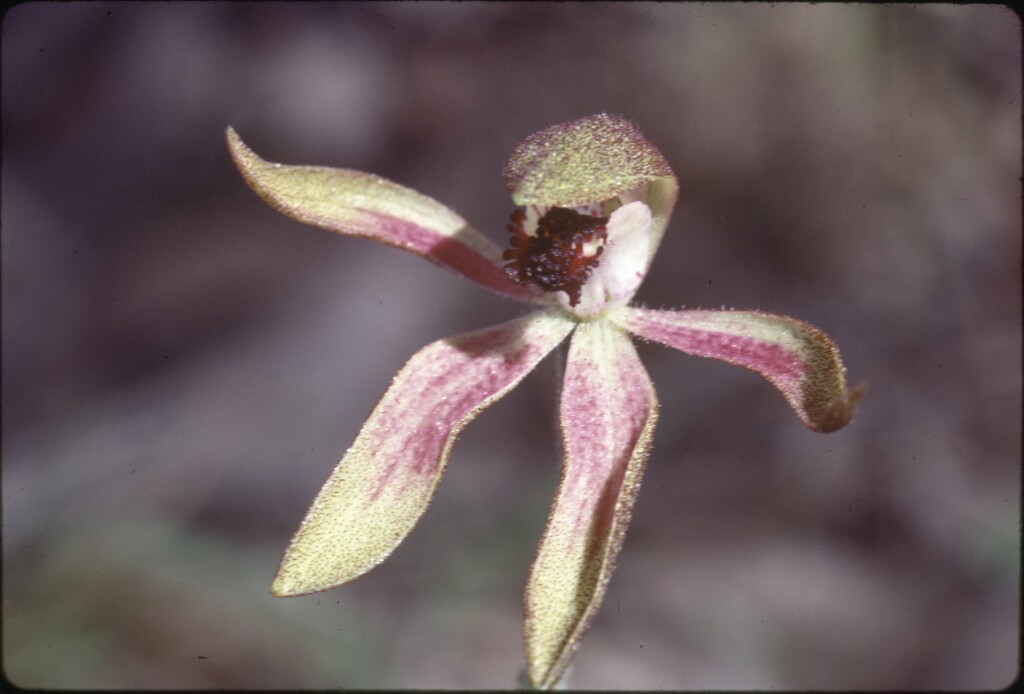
[502,207,609,307]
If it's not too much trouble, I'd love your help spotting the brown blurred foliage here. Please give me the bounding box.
[2,3,1019,689]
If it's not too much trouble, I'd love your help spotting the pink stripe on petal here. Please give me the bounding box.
[272,311,574,598]
[614,307,864,433]
[525,321,658,689]
[227,127,541,302]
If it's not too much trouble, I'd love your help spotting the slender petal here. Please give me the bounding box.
[613,307,864,433]
[272,311,574,597]
[226,127,540,302]
[525,321,659,689]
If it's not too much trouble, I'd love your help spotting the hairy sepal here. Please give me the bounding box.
[504,114,676,209]
[614,307,864,432]
[524,321,658,689]
[272,311,574,597]
[227,127,539,301]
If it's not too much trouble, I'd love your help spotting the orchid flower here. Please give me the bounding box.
[226,114,864,689]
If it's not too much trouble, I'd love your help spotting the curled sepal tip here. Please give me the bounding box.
[613,307,864,433]
[225,126,538,301]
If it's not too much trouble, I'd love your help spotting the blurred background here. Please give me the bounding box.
[2,2,1019,689]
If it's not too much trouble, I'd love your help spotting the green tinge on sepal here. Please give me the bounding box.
[504,114,677,209]
[503,114,678,267]
[225,126,548,301]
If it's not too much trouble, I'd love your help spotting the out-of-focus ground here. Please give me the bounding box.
[2,2,1019,689]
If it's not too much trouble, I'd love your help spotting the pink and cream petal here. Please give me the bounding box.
[613,307,864,433]
[525,320,659,689]
[227,127,540,302]
[271,311,574,598]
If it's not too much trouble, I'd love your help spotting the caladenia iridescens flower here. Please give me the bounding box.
[227,114,864,689]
